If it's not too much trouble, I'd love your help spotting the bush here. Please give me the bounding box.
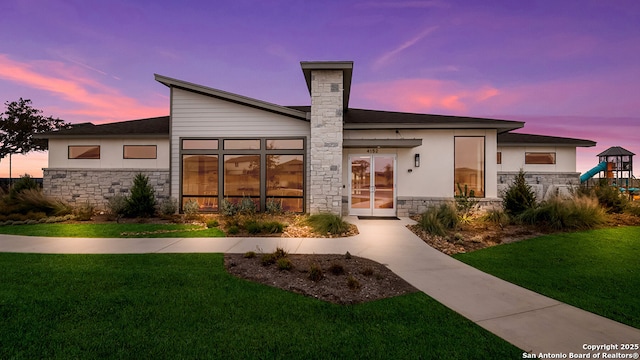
[227,225,239,235]
[518,195,606,230]
[158,197,178,216]
[482,208,510,227]
[418,203,459,236]
[261,253,276,266]
[238,197,257,215]
[308,263,323,282]
[576,182,628,213]
[220,198,237,216]
[328,262,345,275]
[243,251,256,259]
[125,173,156,217]
[305,213,350,235]
[206,219,219,228]
[273,247,288,259]
[262,221,284,234]
[455,183,478,214]
[625,203,640,217]
[106,194,128,220]
[9,174,39,200]
[245,220,263,234]
[12,188,72,216]
[347,276,361,290]
[183,200,200,218]
[361,267,374,277]
[276,257,293,271]
[73,201,94,221]
[265,198,283,215]
[502,169,537,216]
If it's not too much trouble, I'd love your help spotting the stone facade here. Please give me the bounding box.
[497,171,580,200]
[309,70,344,215]
[43,169,170,209]
[394,197,502,217]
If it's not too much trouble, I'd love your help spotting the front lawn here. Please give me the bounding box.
[0,223,225,238]
[0,253,522,359]
[454,226,640,329]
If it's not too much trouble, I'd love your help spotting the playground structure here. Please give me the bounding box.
[580,146,638,200]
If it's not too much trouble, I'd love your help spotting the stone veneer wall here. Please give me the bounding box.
[43,169,170,209]
[309,70,344,215]
[497,171,580,201]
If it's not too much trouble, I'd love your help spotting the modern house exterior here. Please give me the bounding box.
[38,61,596,216]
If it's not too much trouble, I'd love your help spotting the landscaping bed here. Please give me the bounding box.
[225,252,418,305]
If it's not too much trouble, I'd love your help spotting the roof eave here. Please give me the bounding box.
[154,74,308,120]
[499,141,596,148]
[344,122,524,132]
[35,133,170,139]
[300,61,353,111]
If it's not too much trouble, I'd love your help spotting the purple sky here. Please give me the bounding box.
[1,0,638,178]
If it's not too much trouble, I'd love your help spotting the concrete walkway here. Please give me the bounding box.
[1,217,638,356]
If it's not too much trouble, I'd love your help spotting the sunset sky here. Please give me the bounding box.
[1,0,638,178]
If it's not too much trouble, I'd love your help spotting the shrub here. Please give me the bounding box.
[206,219,219,228]
[418,203,458,236]
[12,188,72,216]
[502,169,537,216]
[577,182,628,213]
[227,225,239,235]
[344,251,352,260]
[157,197,178,216]
[265,198,283,215]
[518,195,606,230]
[238,197,257,215]
[328,262,345,275]
[220,198,237,216]
[276,257,293,271]
[305,213,350,235]
[125,173,156,217]
[455,183,478,214]
[106,194,128,221]
[262,221,284,234]
[244,251,256,259]
[361,267,374,277]
[625,203,640,217]
[347,276,361,290]
[73,201,95,221]
[308,263,323,281]
[183,200,200,218]
[245,220,263,234]
[261,253,276,266]
[9,174,39,199]
[273,247,288,259]
[482,208,510,227]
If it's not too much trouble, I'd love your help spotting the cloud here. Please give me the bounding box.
[372,26,438,70]
[353,78,499,114]
[0,54,166,123]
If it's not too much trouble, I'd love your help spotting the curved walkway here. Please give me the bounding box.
[1,216,638,356]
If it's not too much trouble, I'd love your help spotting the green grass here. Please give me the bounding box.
[0,253,522,359]
[0,223,225,238]
[454,226,640,329]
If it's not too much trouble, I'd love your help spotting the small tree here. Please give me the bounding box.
[0,98,69,182]
[502,169,537,216]
[125,173,156,217]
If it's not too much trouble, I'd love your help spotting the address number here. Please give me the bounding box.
[366,148,379,153]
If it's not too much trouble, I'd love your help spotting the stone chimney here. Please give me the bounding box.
[301,61,353,215]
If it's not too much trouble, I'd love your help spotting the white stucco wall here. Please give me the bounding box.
[342,129,498,199]
[170,88,311,201]
[497,146,577,173]
[47,137,169,169]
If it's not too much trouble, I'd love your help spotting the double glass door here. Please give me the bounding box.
[349,155,396,216]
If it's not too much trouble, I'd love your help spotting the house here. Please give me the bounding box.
[37,61,596,216]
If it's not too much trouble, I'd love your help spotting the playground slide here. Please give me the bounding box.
[580,161,608,183]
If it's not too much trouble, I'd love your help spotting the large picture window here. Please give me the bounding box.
[454,137,485,197]
[69,146,100,159]
[181,137,305,212]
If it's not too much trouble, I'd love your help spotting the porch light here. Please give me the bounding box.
[414,153,420,167]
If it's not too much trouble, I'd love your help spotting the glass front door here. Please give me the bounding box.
[349,155,396,216]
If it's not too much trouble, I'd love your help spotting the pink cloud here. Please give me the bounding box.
[353,78,499,114]
[0,54,166,123]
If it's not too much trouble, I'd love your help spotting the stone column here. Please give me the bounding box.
[309,70,344,215]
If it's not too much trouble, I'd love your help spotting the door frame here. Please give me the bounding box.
[348,154,397,216]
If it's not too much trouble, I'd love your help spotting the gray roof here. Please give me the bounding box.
[36,116,170,139]
[597,146,635,157]
[288,106,524,132]
[498,133,596,147]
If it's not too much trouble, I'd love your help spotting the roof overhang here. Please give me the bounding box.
[343,138,422,148]
[344,123,524,133]
[154,74,308,120]
[301,61,353,111]
[35,133,169,139]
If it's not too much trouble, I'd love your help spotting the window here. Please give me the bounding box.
[69,146,100,159]
[181,137,305,213]
[182,155,219,211]
[266,155,304,212]
[182,139,218,150]
[497,152,502,164]
[124,145,157,159]
[525,152,556,164]
[454,137,485,197]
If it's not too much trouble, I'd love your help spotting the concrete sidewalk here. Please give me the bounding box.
[1,217,638,355]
